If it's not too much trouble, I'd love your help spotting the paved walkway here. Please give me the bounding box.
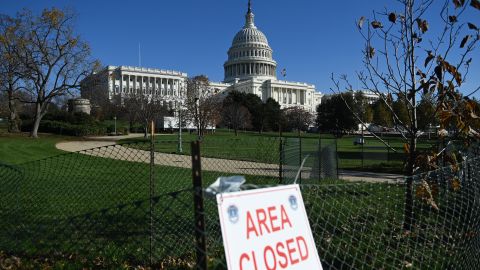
[56,140,404,183]
[84,133,163,141]
[56,141,280,177]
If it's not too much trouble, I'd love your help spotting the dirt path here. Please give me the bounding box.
[56,140,404,183]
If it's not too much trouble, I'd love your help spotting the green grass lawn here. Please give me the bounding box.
[0,137,284,268]
[0,129,470,269]
[122,129,438,174]
[0,132,72,164]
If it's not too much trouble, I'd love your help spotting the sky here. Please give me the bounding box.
[2,0,479,96]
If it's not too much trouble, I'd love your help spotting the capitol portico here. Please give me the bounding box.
[81,0,322,113]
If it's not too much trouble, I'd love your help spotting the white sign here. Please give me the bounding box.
[217,184,323,270]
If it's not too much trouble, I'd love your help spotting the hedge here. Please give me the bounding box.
[22,120,107,137]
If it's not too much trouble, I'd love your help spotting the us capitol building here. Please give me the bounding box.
[81,1,323,113]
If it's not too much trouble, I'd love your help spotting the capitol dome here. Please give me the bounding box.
[232,27,269,46]
[224,0,277,83]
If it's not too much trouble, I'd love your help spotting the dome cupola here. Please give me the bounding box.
[224,0,277,83]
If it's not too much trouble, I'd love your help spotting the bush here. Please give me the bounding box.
[21,120,106,137]
[106,126,129,135]
[43,111,96,125]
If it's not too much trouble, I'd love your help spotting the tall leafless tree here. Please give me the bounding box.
[185,75,221,138]
[126,93,168,138]
[13,8,92,138]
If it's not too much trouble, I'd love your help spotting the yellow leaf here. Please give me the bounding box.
[416,180,439,210]
[404,143,410,154]
[452,178,461,191]
[438,110,452,123]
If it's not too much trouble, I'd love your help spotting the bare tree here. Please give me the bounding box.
[0,14,24,132]
[122,96,139,132]
[284,106,313,136]
[14,8,92,138]
[222,91,252,136]
[125,93,168,138]
[333,0,479,231]
[222,104,252,136]
[185,75,221,138]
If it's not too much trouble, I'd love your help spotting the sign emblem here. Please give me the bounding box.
[289,195,298,210]
[227,205,239,224]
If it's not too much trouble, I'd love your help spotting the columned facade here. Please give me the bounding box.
[81,66,187,110]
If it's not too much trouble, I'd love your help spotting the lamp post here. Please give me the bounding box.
[177,104,183,153]
[195,96,200,140]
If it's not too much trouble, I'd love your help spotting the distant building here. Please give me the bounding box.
[68,98,91,115]
[356,90,380,104]
[80,66,188,110]
[321,90,380,105]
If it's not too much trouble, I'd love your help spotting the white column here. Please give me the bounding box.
[160,78,163,95]
[127,75,130,94]
[175,79,179,96]
[130,75,137,94]
[166,78,169,95]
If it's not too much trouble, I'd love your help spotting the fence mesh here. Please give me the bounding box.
[0,162,22,253]
[203,160,480,269]
[0,137,479,269]
[282,138,338,184]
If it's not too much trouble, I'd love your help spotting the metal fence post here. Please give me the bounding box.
[318,137,322,181]
[361,137,364,168]
[279,138,284,184]
[299,136,302,183]
[149,120,155,267]
[191,141,207,270]
[335,138,339,178]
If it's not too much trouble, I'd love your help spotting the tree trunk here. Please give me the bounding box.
[403,3,418,231]
[403,138,417,231]
[30,102,44,138]
[234,128,238,136]
[7,89,21,133]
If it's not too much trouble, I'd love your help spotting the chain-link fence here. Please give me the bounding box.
[201,158,480,269]
[1,137,480,269]
[281,137,338,185]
